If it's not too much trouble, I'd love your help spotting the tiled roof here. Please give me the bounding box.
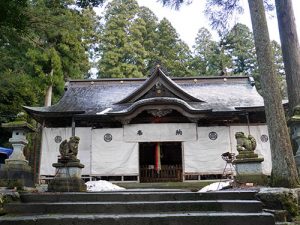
[24,68,264,119]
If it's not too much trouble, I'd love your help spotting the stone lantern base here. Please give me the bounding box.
[0,121,36,189]
[0,160,34,188]
[233,157,268,185]
[48,159,86,192]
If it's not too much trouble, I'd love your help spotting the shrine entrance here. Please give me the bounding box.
[139,142,183,182]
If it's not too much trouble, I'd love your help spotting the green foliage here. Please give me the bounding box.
[0,0,28,31]
[25,0,93,81]
[0,192,20,215]
[271,40,287,98]
[191,23,286,94]
[156,18,193,77]
[0,72,40,123]
[0,0,97,104]
[191,28,215,75]
[192,27,233,76]
[224,23,257,75]
[76,0,105,8]
[0,0,99,145]
[98,0,146,78]
[0,71,40,147]
[137,7,160,74]
[98,1,193,78]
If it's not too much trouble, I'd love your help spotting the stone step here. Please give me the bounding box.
[5,200,262,214]
[20,190,257,203]
[0,212,275,225]
[264,209,289,222]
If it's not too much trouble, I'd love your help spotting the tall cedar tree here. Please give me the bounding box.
[275,0,300,114]
[156,18,193,77]
[192,27,232,76]
[137,7,160,74]
[248,0,299,187]
[25,0,95,105]
[224,23,257,76]
[98,0,146,78]
[191,27,216,75]
[98,0,192,78]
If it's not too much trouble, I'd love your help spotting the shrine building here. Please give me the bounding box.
[24,67,271,183]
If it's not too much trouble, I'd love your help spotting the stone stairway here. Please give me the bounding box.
[0,190,275,225]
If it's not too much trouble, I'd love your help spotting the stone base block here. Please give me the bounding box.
[48,177,87,192]
[233,158,267,185]
[53,162,84,179]
[0,164,34,188]
[55,167,83,178]
[235,174,269,185]
[233,158,264,174]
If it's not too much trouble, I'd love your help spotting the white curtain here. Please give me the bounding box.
[91,128,138,176]
[183,125,271,175]
[40,127,91,176]
[184,126,231,174]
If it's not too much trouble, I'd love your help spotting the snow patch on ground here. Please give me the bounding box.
[198,180,232,192]
[86,180,126,192]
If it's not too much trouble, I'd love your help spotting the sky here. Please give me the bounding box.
[133,0,300,49]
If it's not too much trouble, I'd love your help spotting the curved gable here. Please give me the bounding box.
[117,66,204,104]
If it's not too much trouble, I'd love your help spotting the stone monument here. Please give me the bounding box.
[48,136,86,192]
[233,131,268,185]
[0,121,35,188]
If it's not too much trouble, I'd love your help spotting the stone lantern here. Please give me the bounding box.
[0,121,35,188]
[288,105,300,173]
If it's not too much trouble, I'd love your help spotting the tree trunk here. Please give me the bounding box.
[44,69,53,107]
[275,0,300,114]
[248,0,299,187]
[44,85,52,107]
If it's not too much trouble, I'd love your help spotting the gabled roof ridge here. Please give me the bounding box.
[67,75,251,83]
[117,66,204,104]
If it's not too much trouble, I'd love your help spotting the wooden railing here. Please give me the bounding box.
[140,165,182,182]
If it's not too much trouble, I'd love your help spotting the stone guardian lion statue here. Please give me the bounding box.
[59,136,80,161]
[235,131,256,152]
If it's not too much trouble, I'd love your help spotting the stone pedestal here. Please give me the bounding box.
[0,122,35,188]
[233,153,268,185]
[48,159,86,192]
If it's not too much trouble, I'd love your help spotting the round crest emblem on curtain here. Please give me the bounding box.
[54,136,62,143]
[208,131,218,140]
[260,134,269,143]
[104,133,112,142]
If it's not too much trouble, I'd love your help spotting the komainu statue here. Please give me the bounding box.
[235,132,256,152]
[59,136,80,161]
